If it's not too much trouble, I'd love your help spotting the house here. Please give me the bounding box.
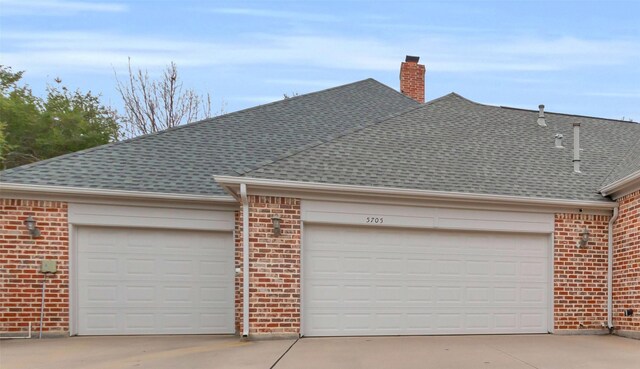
[1,56,638,339]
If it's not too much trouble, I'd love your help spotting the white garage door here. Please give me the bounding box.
[77,226,234,335]
[303,225,550,336]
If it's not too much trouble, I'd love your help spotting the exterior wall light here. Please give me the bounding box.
[24,215,41,238]
[272,216,282,236]
[577,227,590,248]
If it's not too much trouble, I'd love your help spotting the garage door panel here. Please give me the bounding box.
[78,226,234,335]
[81,284,233,307]
[303,225,550,336]
[304,307,547,335]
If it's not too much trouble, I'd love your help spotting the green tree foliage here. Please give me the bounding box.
[0,66,119,169]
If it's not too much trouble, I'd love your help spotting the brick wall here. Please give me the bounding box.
[554,213,610,331]
[235,196,301,336]
[613,189,640,334]
[1,198,69,335]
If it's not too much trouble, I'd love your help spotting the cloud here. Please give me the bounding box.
[208,7,339,22]
[582,91,640,98]
[264,78,345,88]
[231,95,282,104]
[0,31,400,73]
[0,0,127,15]
[1,30,638,76]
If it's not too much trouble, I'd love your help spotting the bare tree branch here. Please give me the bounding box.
[115,59,215,138]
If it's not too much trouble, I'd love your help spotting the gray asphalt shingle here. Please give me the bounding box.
[241,93,640,202]
[0,79,418,196]
[601,136,640,187]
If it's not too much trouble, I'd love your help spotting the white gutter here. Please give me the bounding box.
[0,183,236,203]
[607,206,619,330]
[240,183,250,337]
[600,170,640,197]
[214,176,617,210]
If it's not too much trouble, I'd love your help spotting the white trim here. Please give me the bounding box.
[68,203,234,231]
[301,200,554,233]
[215,176,616,210]
[0,183,236,204]
[600,171,640,198]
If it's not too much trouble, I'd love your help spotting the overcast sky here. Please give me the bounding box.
[1,0,639,121]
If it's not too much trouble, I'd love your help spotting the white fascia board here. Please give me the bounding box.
[0,183,237,204]
[214,176,617,210]
[599,170,640,198]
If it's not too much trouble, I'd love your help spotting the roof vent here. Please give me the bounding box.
[573,123,581,173]
[555,133,564,148]
[537,104,547,127]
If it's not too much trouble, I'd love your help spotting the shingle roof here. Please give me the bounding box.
[601,136,640,188]
[0,79,418,196]
[241,93,640,202]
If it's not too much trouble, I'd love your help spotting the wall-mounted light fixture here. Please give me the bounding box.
[577,227,590,248]
[24,215,41,238]
[272,216,282,237]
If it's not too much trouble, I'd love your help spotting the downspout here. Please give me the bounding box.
[240,183,250,337]
[607,205,619,331]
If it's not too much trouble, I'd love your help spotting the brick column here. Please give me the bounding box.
[613,189,640,336]
[1,199,69,335]
[235,196,301,337]
[554,213,610,332]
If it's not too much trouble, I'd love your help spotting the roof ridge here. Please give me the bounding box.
[499,106,639,124]
[439,93,640,125]
[599,135,640,189]
[366,78,423,105]
[0,78,384,177]
[236,93,453,176]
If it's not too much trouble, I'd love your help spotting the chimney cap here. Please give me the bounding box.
[573,122,581,127]
[405,55,420,63]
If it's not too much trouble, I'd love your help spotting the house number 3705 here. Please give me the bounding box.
[366,217,384,224]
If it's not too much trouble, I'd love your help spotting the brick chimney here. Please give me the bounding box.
[399,55,425,103]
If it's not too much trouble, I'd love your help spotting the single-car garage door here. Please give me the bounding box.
[303,225,550,336]
[77,226,234,335]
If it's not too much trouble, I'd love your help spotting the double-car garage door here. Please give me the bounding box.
[303,225,550,336]
[300,200,552,337]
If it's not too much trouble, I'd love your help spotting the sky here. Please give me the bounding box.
[1,0,639,121]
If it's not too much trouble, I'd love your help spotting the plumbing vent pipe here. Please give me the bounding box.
[573,123,581,173]
[537,104,547,127]
[555,134,564,148]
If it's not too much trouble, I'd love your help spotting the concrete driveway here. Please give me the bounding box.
[0,335,295,369]
[277,335,640,369]
[1,334,638,369]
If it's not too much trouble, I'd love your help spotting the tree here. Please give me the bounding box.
[115,60,215,138]
[0,66,119,169]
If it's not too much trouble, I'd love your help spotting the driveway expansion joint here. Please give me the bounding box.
[270,338,299,369]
